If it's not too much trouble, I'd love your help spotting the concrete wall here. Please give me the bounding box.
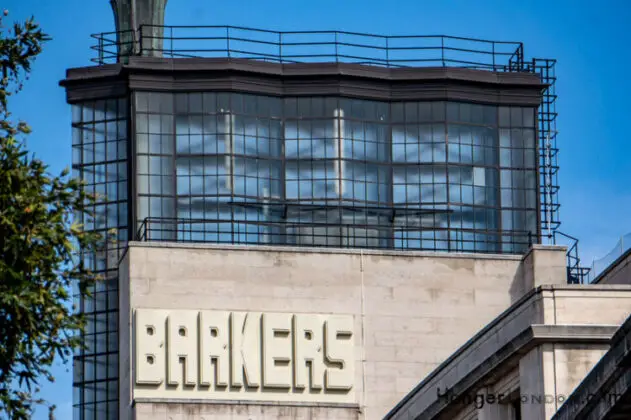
[118,242,567,420]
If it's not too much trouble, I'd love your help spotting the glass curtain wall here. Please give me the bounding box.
[71,98,129,420]
[135,92,538,253]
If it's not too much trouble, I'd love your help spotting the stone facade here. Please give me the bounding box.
[118,242,571,420]
[386,284,631,420]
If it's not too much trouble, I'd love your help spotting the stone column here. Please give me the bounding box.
[110,0,168,60]
[512,244,568,302]
[519,344,557,419]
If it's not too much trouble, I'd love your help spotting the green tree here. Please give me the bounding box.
[0,13,102,419]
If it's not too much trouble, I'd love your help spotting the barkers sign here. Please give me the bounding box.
[133,309,356,403]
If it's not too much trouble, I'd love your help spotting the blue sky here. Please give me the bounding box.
[3,0,631,417]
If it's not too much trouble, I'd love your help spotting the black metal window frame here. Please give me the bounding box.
[133,92,540,254]
[88,26,560,240]
[71,97,129,420]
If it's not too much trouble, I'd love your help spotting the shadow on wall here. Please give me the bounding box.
[509,262,527,304]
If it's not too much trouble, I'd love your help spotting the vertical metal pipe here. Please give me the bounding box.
[225,113,234,193]
[227,27,231,58]
[130,0,138,54]
[334,109,339,197]
[334,108,345,198]
[544,132,554,240]
[340,110,345,198]
[263,187,269,244]
[278,32,282,63]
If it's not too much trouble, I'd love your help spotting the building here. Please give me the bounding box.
[60,1,631,419]
[384,257,631,420]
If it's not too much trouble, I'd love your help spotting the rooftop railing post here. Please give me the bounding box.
[347,226,350,248]
[136,217,148,241]
[138,25,143,56]
[226,27,231,58]
[99,35,104,65]
[90,27,542,72]
[279,32,282,64]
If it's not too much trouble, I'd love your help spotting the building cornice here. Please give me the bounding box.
[60,57,545,105]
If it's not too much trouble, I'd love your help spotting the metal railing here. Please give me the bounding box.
[135,217,535,255]
[587,232,631,283]
[91,25,526,71]
[553,231,591,284]
[134,218,588,284]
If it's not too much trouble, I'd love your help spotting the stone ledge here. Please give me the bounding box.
[530,324,620,342]
[132,398,360,409]
[63,58,544,86]
[527,244,568,252]
[127,241,525,261]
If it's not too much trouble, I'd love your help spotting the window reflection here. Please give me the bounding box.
[72,98,128,418]
[135,93,538,253]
